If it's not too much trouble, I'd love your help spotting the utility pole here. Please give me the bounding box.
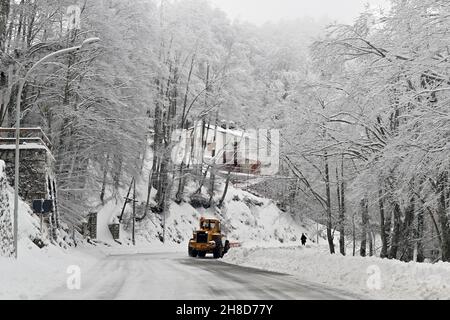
[119,177,134,222]
[40,202,44,233]
[72,224,77,247]
[162,191,166,243]
[317,222,319,244]
[132,178,136,246]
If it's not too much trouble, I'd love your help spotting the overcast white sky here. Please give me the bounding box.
[208,0,390,25]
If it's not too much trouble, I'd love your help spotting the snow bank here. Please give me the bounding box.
[223,246,450,300]
[0,243,99,299]
[0,160,100,299]
[216,186,315,247]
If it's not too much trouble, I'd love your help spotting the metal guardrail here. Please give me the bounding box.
[0,127,52,149]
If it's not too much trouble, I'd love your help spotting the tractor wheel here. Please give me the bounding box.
[198,251,206,258]
[222,240,230,257]
[188,246,198,257]
[213,240,223,259]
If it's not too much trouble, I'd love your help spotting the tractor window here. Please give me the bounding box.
[201,220,216,230]
[201,221,209,229]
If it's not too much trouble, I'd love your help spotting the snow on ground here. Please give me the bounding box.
[95,180,316,249]
[8,149,447,300]
[93,141,317,249]
[223,245,450,300]
[216,185,316,247]
[0,242,99,300]
[0,160,99,299]
[2,155,317,299]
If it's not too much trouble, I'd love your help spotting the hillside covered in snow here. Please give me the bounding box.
[95,178,316,248]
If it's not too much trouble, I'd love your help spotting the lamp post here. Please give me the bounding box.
[13,37,100,259]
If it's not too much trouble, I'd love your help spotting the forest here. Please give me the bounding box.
[0,0,449,264]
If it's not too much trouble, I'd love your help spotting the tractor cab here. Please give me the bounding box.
[200,218,220,232]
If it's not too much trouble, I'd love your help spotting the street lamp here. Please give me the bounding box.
[13,37,100,259]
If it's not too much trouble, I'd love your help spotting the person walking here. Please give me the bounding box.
[301,233,307,246]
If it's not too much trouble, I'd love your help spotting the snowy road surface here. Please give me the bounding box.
[43,252,359,300]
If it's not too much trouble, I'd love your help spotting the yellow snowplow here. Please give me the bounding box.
[188,217,230,259]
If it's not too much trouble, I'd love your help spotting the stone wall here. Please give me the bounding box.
[0,147,54,204]
[0,162,14,257]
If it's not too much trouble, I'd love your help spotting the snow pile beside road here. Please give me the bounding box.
[223,246,450,300]
[0,160,100,299]
[0,243,99,299]
[214,185,316,246]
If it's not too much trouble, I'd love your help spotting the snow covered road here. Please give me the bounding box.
[42,251,359,300]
